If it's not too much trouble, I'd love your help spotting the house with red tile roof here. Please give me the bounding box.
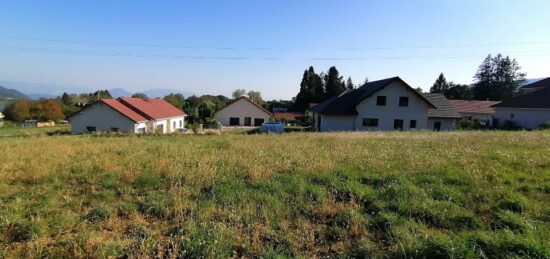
[68,98,186,134]
[448,99,500,126]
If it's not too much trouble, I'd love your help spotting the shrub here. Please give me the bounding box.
[539,121,550,129]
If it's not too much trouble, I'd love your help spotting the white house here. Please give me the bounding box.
[310,77,437,132]
[493,86,550,129]
[68,97,186,134]
[214,96,272,126]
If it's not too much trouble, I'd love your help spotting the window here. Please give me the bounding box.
[244,117,252,126]
[510,113,515,119]
[86,126,96,132]
[362,118,379,127]
[399,97,409,107]
[254,118,265,126]
[137,128,146,133]
[433,121,441,131]
[394,119,404,131]
[173,121,176,129]
[229,117,240,126]
[179,120,183,128]
[410,120,417,129]
[110,127,119,132]
[376,96,387,106]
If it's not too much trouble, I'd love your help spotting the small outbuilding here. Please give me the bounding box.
[422,93,462,131]
[214,96,272,126]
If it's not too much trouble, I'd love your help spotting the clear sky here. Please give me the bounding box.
[1,0,549,99]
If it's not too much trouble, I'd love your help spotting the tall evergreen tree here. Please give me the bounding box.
[346,77,354,90]
[473,54,526,101]
[294,66,324,111]
[324,66,346,97]
[430,73,451,93]
[61,92,72,105]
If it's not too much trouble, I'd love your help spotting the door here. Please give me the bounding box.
[393,119,404,131]
[156,124,164,133]
[244,117,252,126]
[317,115,322,131]
[433,121,441,131]
[254,118,265,126]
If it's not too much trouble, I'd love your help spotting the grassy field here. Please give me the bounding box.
[0,131,549,258]
[0,125,70,137]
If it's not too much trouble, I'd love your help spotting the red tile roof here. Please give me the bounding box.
[118,97,186,120]
[449,100,500,115]
[273,112,304,120]
[101,99,148,123]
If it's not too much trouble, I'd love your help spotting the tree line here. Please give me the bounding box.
[430,54,526,101]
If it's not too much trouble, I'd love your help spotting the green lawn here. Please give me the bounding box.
[0,125,70,137]
[0,131,548,258]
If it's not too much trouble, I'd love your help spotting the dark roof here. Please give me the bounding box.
[449,99,499,115]
[519,77,550,89]
[422,93,461,118]
[492,86,550,109]
[310,77,435,115]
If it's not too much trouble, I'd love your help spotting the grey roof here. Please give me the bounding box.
[310,77,435,115]
[519,77,550,89]
[493,86,550,109]
[422,93,462,118]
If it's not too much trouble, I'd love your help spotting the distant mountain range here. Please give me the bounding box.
[0,80,195,100]
[0,85,28,99]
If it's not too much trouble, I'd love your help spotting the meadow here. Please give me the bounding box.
[0,125,70,137]
[0,131,549,258]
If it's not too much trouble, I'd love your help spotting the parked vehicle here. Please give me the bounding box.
[260,122,284,133]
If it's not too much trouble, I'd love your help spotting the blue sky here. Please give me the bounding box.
[1,0,549,99]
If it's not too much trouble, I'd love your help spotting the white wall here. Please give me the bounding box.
[319,115,356,131]
[353,81,430,131]
[155,116,186,133]
[459,113,494,126]
[215,98,271,126]
[69,102,139,134]
[495,108,550,129]
[427,118,455,131]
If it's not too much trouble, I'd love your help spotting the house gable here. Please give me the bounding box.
[310,77,435,116]
[215,97,272,126]
[353,80,431,130]
[69,102,139,133]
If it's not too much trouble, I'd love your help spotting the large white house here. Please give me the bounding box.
[215,96,272,126]
[493,85,550,129]
[68,97,186,134]
[310,77,442,132]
